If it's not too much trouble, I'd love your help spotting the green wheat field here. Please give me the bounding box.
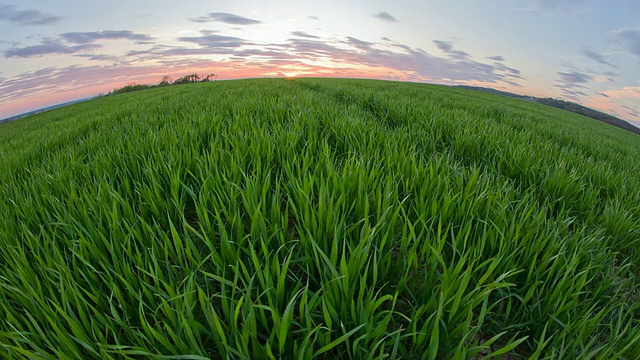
[1,78,639,359]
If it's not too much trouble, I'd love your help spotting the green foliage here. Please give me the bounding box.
[109,83,155,95]
[108,74,217,96]
[0,78,639,359]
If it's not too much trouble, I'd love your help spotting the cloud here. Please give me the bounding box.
[493,62,521,77]
[4,40,100,58]
[124,44,244,59]
[554,69,594,100]
[592,75,615,83]
[529,0,588,12]
[5,30,152,58]
[60,31,153,44]
[122,33,524,89]
[622,105,638,117]
[588,87,640,122]
[557,71,592,88]
[0,59,298,117]
[73,53,131,66]
[279,36,523,86]
[600,86,640,100]
[345,36,374,50]
[291,31,320,39]
[488,55,505,61]
[309,16,320,21]
[190,12,261,25]
[0,3,61,25]
[433,40,469,59]
[1,30,529,119]
[176,33,248,48]
[609,28,640,58]
[373,12,399,22]
[0,65,181,115]
[582,49,617,68]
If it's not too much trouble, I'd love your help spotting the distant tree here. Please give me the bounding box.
[172,76,189,85]
[202,73,216,82]
[159,75,172,86]
[109,83,152,95]
[173,74,198,85]
[107,72,221,96]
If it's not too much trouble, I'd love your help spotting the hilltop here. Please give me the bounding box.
[456,85,640,135]
[0,98,91,125]
[1,78,639,359]
[4,79,637,138]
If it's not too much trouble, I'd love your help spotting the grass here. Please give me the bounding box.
[0,78,639,359]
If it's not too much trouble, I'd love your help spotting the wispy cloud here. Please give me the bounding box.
[493,62,521,76]
[1,26,528,118]
[73,53,131,66]
[291,31,320,39]
[5,30,154,58]
[60,31,153,44]
[593,76,613,84]
[176,33,248,48]
[373,12,399,23]
[4,40,100,58]
[344,37,374,50]
[609,28,640,58]
[557,71,591,85]
[0,3,61,25]
[279,36,520,85]
[582,49,617,68]
[595,87,640,120]
[554,69,593,100]
[488,55,505,61]
[433,40,469,60]
[93,31,525,89]
[600,86,640,100]
[189,12,261,25]
[0,65,176,113]
[0,60,291,116]
[622,105,639,117]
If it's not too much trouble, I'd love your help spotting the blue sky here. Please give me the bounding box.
[1,0,639,125]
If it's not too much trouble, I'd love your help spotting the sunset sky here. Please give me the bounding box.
[1,0,639,125]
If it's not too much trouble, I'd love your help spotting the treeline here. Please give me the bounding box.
[536,98,640,135]
[108,73,216,95]
[456,85,640,135]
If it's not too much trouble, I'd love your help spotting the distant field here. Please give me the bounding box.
[1,78,639,359]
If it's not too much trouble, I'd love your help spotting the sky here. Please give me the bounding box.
[1,0,639,125]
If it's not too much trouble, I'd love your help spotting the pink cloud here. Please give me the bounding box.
[600,86,640,100]
[583,87,640,126]
[0,58,420,119]
[0,33,526,119]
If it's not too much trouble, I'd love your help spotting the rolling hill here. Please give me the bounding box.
[1,78,639,359]
[455,85,640,135]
